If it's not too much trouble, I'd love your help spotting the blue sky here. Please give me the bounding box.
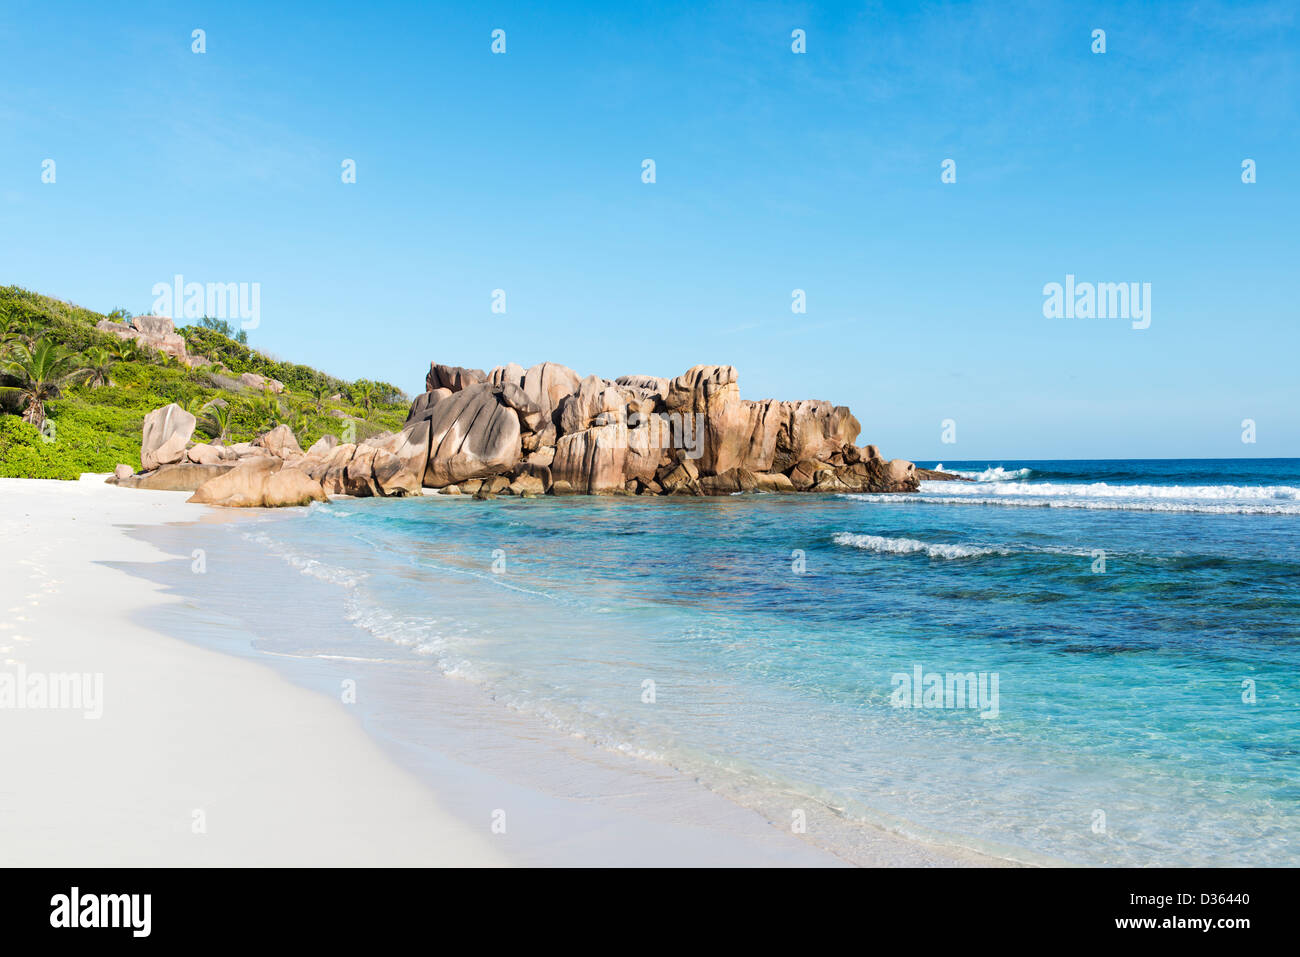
[2,0,1297,459]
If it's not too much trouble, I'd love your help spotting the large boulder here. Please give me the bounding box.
[95,319,133,339]
[363,419,430,478]
[663,365,747,475]
[624,421,665,484]
[130,316,175,338]
[319,444,358,493]
[226,441,274,460]
[664,365,737,413]
[343,447,380,496]
[426,363,486,393]
[551,423,631,494]
[805,457,919,494]
[188,458,279,506]
[488,362,526,389]
[877,458,919,492]
[305,434,339,458]
[657,461,702,495]
[495,383,547,433]
[188,458,326,508]
[141,403,197,470]
[239,372,284,393]
[505,473,546,497]
[615,374,670,398]
[737,399,785,474]
[97,317,189,361]
[520,362,581,421]
[407,389,451,424]
[787,459,822,491]
[558,375,621,436]
[253,424,303,459]
[735,399,859,475]
[829,406,861,447]
[699,468,760,495]
[370,450,423,497]
[770,400,849,474]
[249,465,328,507]
[186,443,234,465]
[524,447,555,469]
[116,462,235,491]
[753,471,795,493]
[423,383,522,487]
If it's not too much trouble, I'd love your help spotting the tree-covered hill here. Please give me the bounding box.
[0,285,409,479]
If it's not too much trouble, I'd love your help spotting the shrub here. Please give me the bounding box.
[0,414,134,478]
[1,286,411,479]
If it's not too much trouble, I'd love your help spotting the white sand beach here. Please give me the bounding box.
[0,476,509,866]
[0,477,989,867]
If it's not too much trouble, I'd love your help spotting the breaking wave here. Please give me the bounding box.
[921,481,1300,501]
[846,480,1300,515]
[934,465,1034,482]
[831,532,1002,560]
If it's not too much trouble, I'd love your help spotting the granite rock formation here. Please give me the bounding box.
[403,361,918,499]
[116,361,921,507]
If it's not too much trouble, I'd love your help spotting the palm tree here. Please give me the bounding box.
[105,336,142,362]
[250,393,284,431]
[80,346,115,389]
[351,381,377,415]
[200,402,233,444]
[1,315,35,353]
[290,412,311,443]
[2,340,89,427]
[306,382,332,413]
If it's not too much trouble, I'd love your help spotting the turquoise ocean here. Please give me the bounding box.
[137,458,1300,865]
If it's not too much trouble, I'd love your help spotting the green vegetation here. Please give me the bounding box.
[194,315,249,345]
[0,286,410,480]
[2,339,93,426]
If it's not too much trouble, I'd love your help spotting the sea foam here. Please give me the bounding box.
[843,479,1300,515]
[937,465,1034,482]
[832,532,1001,560]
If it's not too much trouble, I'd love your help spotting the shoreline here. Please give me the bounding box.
[1,476,999,867]
[0,476,505,866]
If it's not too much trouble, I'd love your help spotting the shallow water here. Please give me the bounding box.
[133,458,1300,865]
